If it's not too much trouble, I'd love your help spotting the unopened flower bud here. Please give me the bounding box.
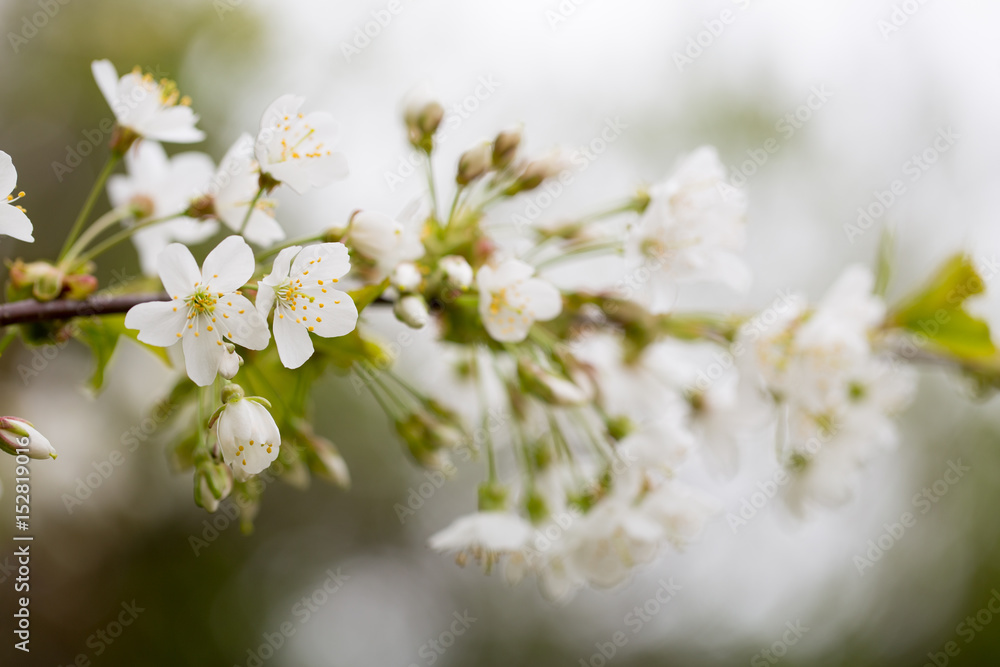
[439,255,473,290]
[506,151,567,196]
[394,294,430,329]
[8,261,65,302]
[219,345,243,380]
[404,97,445,152]
[308,435,351,489]
[0,417,56,460]
[492,127,522,169]
[194,471,220,512]
[456,142,492,186]
[63,273,99,300]
[391,262,423,293]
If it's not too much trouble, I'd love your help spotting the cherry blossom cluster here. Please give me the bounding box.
[0,58,996,600]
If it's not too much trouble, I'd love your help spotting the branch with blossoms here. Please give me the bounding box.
[1,58,999,600]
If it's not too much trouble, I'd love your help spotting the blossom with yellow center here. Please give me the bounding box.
[125,236,270,386]
[254,94,348,195]
[91,60,204,143]
[476,258,562,343]
[256,243,359,369]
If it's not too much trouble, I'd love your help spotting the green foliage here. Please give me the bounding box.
[889,254,996,360]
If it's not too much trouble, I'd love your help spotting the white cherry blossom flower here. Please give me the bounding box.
[215,395,281,477]
[208,134,285,248]
[345,210,424,274]
[627,146,750,312]
[124,236,270,386]
[0,151,32,243]
[91,60,203,143]
[0,417,56,460]
[476,258,562,343]
[429,511,533,569]
[256,243,358,369]
[255,94,348,194]
[107,141,217,274]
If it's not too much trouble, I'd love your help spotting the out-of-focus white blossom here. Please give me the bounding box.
[627,146,750,312]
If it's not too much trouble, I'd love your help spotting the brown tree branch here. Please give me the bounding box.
[0,293,169,327]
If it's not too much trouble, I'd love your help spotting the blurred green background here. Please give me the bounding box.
[2,1,1000,665]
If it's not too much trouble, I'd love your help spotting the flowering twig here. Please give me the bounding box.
[0,292,169,327]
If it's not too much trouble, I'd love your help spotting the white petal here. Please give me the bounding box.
[292,242,351,280]
[242,210,286,247]
[91,60,121,117]
[262,246,299,287]
[519,278,562,321]
[0,203,34,243]
[124,300,187,346]
[0,151,17,196]
[157,243,202,297]
[182,322,224,386]
[298,287,357,338]
[274,305,315,369]
[203,236,255,293]
[255,284,276,318]
[218,294,270,350]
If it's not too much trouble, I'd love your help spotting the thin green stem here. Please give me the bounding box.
[60,206,132,268]
[239,187,266,235]
[59,154,121,260]
[533,242,621,270]
[578,198,644,224]
[472,350,498,482]
[446,186,464,226]
[424,152,439,220]
[70,212,185,269]
[196,386,208,457]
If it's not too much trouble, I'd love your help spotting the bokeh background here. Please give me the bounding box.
[2,0,1000,665]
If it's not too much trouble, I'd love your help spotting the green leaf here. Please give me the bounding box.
[348,278,389,314]
[889,254,995,359]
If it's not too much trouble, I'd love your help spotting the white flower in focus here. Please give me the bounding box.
[346,210,424,274]
[477,259,562,343]
[429,511,533,569]
[255,94,348,194]
[107,141,218,274]
[0,151,32,242]
[212,134,285,247]
[91,60,204,143]
[124,236,270,386]
[256,243,358,369]
[627,146,750,312]
[215,396,281,477]
[0,418,56,460]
